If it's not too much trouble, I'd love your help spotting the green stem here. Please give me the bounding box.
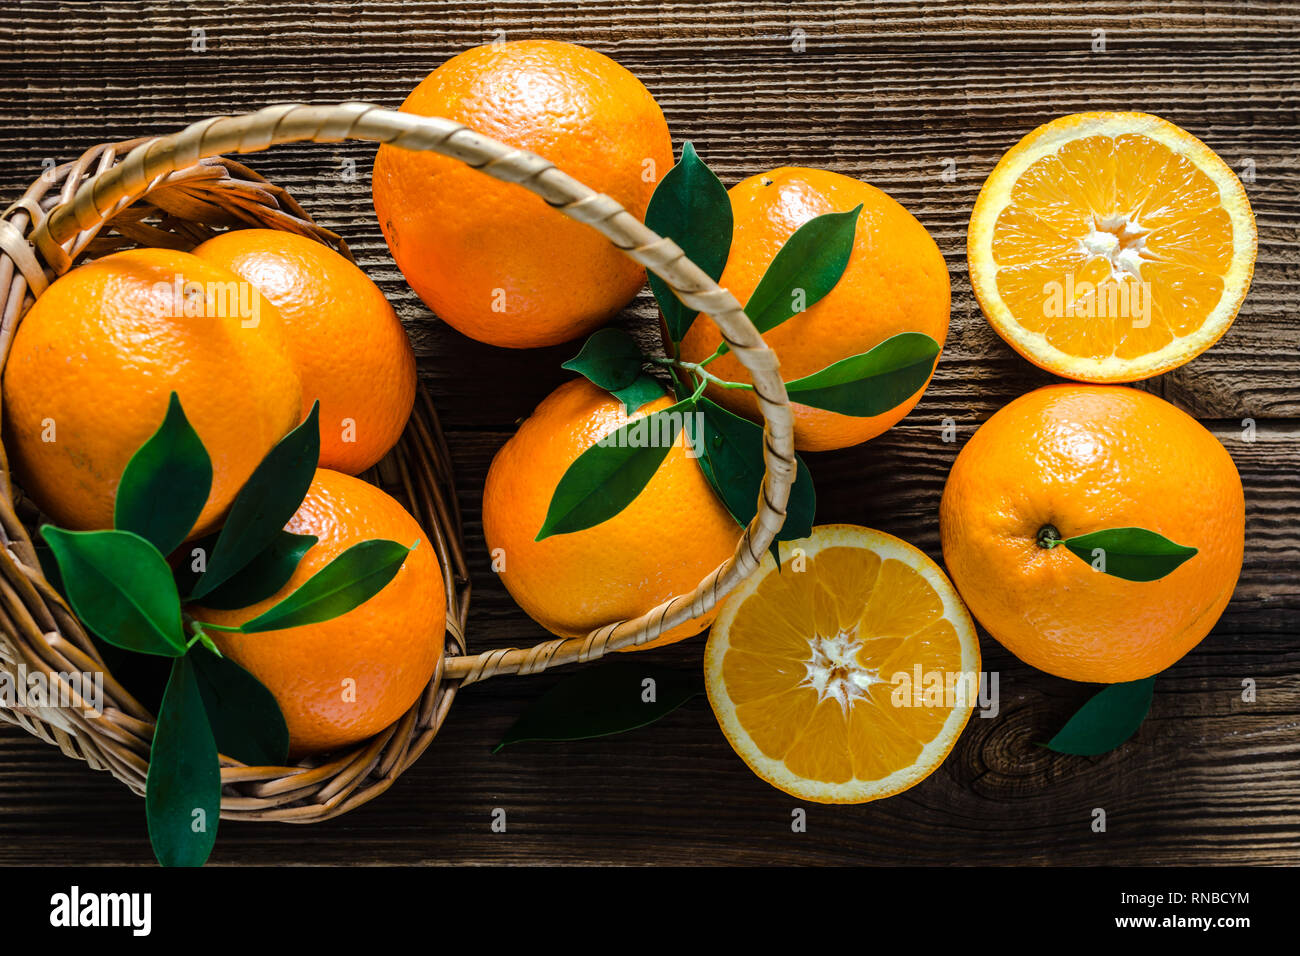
[190,620,239,633]
[652,356,753,393]
[183,612,237,649]
[1037,524,1063,549]
[699,344,727,366]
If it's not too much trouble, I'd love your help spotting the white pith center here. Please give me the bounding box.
[1079,212,1155,281]
[800,631,882,712]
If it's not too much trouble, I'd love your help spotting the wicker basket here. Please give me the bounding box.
[0,103,796,823]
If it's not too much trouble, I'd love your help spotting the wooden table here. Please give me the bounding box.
[1,0,1296,865]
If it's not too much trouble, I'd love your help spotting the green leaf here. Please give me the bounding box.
[237,539,412,633]
[147,653,221,867]
[189,402,320,601]
[495,662,703,751]
[784,332,941,417]
[742,204,861,336]
[192,650,289,766]
[196,531,317,611]
[537,399,693,540]
[40,527,185,657]
[562,328,646,392]
[562,330,666,412]
[1045,677,1156,756]
[1062,527,1198,582]
[645,142,733,344]
[170,532,216,598]
[692,398,815,562]
[114,392,214,556]
[611,373,667,414]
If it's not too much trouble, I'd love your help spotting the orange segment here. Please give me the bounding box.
[705,525,981,804]
[969,111,1256,382]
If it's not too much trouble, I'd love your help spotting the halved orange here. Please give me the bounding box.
[968,111,1256,382]
[705,525,980,803]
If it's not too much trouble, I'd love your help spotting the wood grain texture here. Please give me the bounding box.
[0,0,1297,865]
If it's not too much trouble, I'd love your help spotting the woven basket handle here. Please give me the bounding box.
[29,102,797,686]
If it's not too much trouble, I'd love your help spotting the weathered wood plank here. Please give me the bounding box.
[3,0,1298,64]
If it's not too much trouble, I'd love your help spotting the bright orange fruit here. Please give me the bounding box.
[193,229,417,475]
[482,378,742,650]
[2,248,301,536]
[678,167,950,451]
[194,469,445,756]
[939,385,1244,683]
[373,39,673,349]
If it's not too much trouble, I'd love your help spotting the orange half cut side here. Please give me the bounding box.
[968,111,1256,382]
[704,525,981,803]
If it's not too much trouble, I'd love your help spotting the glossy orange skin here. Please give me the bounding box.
[482,379,742,650]
[678,168,950,451]
[2,248,302,536]
[939,385,1244,683]
[195,469,446,756]
[372,40,673,349]
[193,230,417,475]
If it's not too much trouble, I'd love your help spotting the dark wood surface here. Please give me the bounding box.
[1,0,1297,865]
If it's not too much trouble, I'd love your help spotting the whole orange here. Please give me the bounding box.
[482,378,741,650]
[939,385,1244,683]
[193,229,417,475]
[372,39,673,349]
[194,468,445,756]
[2,248,302,536]
[678,167,950,451]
